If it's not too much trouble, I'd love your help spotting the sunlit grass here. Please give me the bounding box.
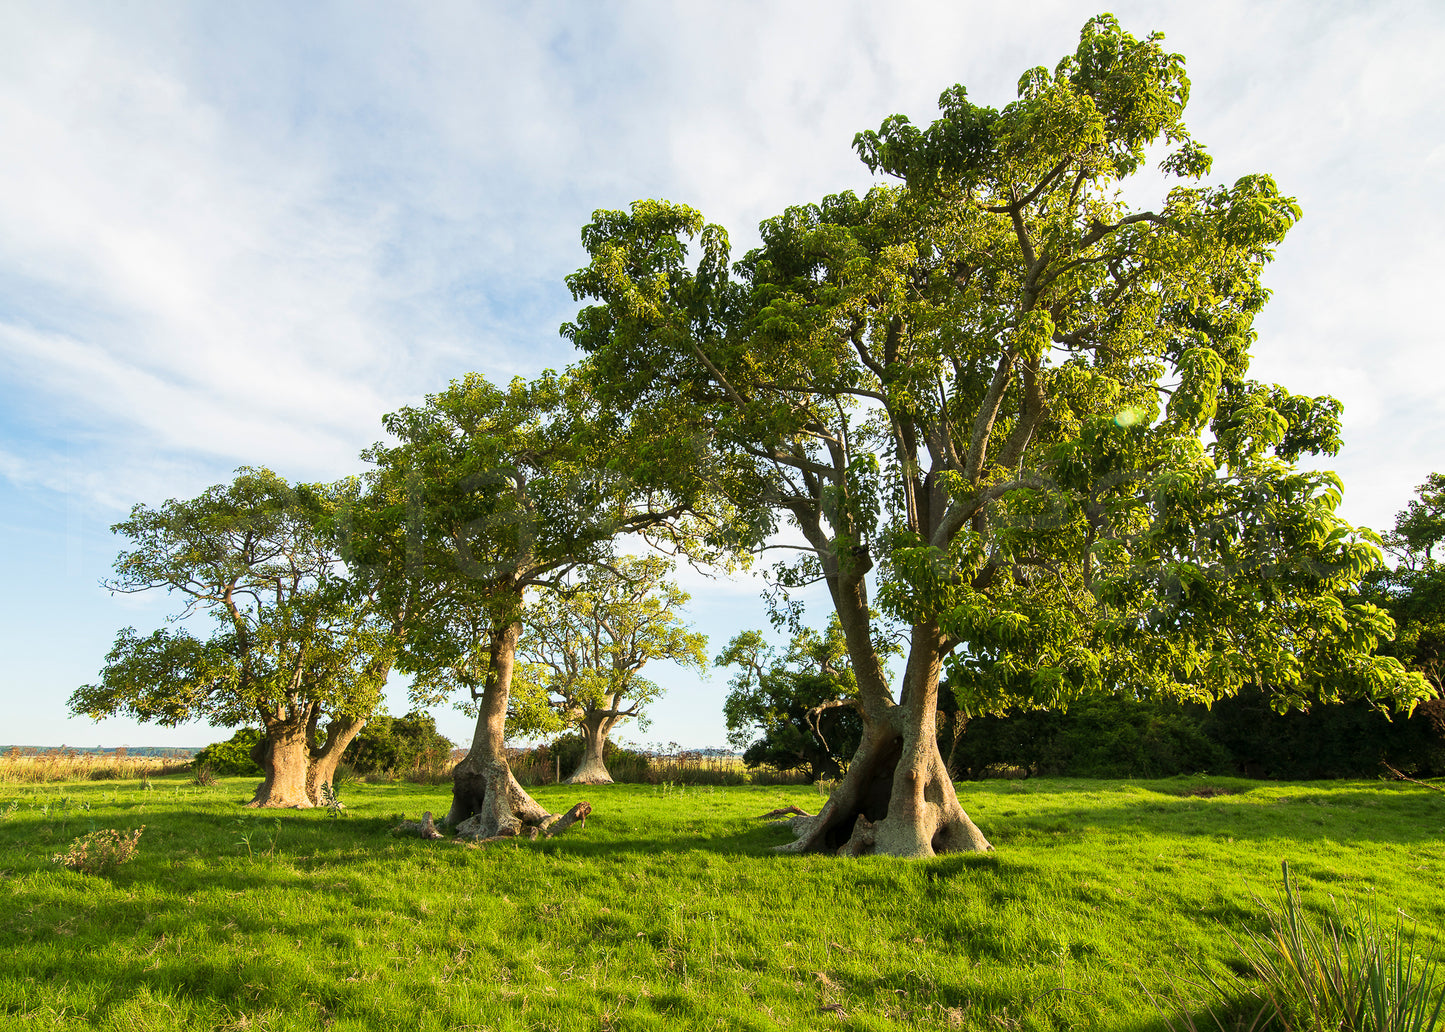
[1,775,1441,1030]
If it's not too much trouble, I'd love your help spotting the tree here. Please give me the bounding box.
[564,16,1431,856]
[717,619,867,781]
[1361,474,1445,756]
[347,371,718,835]
[1367,474,1445,697]
[72,469,398,808]
[346,710,455,777]
[510,556,707,784]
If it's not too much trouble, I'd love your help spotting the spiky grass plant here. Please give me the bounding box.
[1159,861,1445,1032]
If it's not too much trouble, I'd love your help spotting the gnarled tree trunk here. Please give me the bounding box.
[776,717,990,857]
[446,619,586,838]
[246,710,369,808]
[247,717,314,808]
[305,714,367,805]
[565,714,616,785]
[774,570,991,857]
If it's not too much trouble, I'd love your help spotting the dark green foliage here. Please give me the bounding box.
[950,695,1230,779]
[1200,688,1445,780]
[192,727,265,777]
[717,620,874,782]
[735,672,863,780]
[344,711,454,777]
[951,689,1445,780]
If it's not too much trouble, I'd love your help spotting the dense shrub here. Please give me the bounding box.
[950,689,1445,780]
[951,696,1231,779]
[1201,688,1445,779]
[346,712,454,778]
[192,728,265,777]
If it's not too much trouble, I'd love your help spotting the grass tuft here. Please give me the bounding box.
[1155,860,1445,1032]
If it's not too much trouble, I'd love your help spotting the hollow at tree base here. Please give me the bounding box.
[771,735,992,858]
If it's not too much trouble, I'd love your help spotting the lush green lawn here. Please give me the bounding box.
[1,775,1441,1031]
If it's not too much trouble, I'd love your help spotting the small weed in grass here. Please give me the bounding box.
[235,816,282,859]
[319,780,344,820]
[50,826,144,875]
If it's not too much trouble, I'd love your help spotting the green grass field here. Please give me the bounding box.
[1,775,1441,1031]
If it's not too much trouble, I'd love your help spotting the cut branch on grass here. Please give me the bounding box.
[1381,760,1445,794]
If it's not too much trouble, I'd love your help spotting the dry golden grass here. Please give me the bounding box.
[0,747,192,783]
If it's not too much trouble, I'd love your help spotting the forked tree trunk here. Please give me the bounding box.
[565,715,615,785]
[776,720,990,857]
[305,714,367,805]
[247,718,314,808]
[445,619,586,839]
[246,712,368,808]
[775,585,992,857]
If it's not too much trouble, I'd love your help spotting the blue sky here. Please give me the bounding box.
[2,0,1442,751]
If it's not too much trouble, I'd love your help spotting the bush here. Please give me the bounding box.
[346,712,454,779]
[193,728,265,777]
[952,696,1231,779]
[51,826,145,875]
[950,690,1445,781]
[1201,689,1445,779]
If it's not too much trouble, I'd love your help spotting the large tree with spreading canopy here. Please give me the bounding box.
[509,555,708,785]
[72,468,398,808]
[347,371,725,835]
[564,15,1431,856]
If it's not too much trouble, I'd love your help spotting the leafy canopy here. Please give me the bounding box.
[509,556,708,738]
[347,370,724,708]
[72,468,394,730]
[564,14,1429,719]
[717,618,884,779]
